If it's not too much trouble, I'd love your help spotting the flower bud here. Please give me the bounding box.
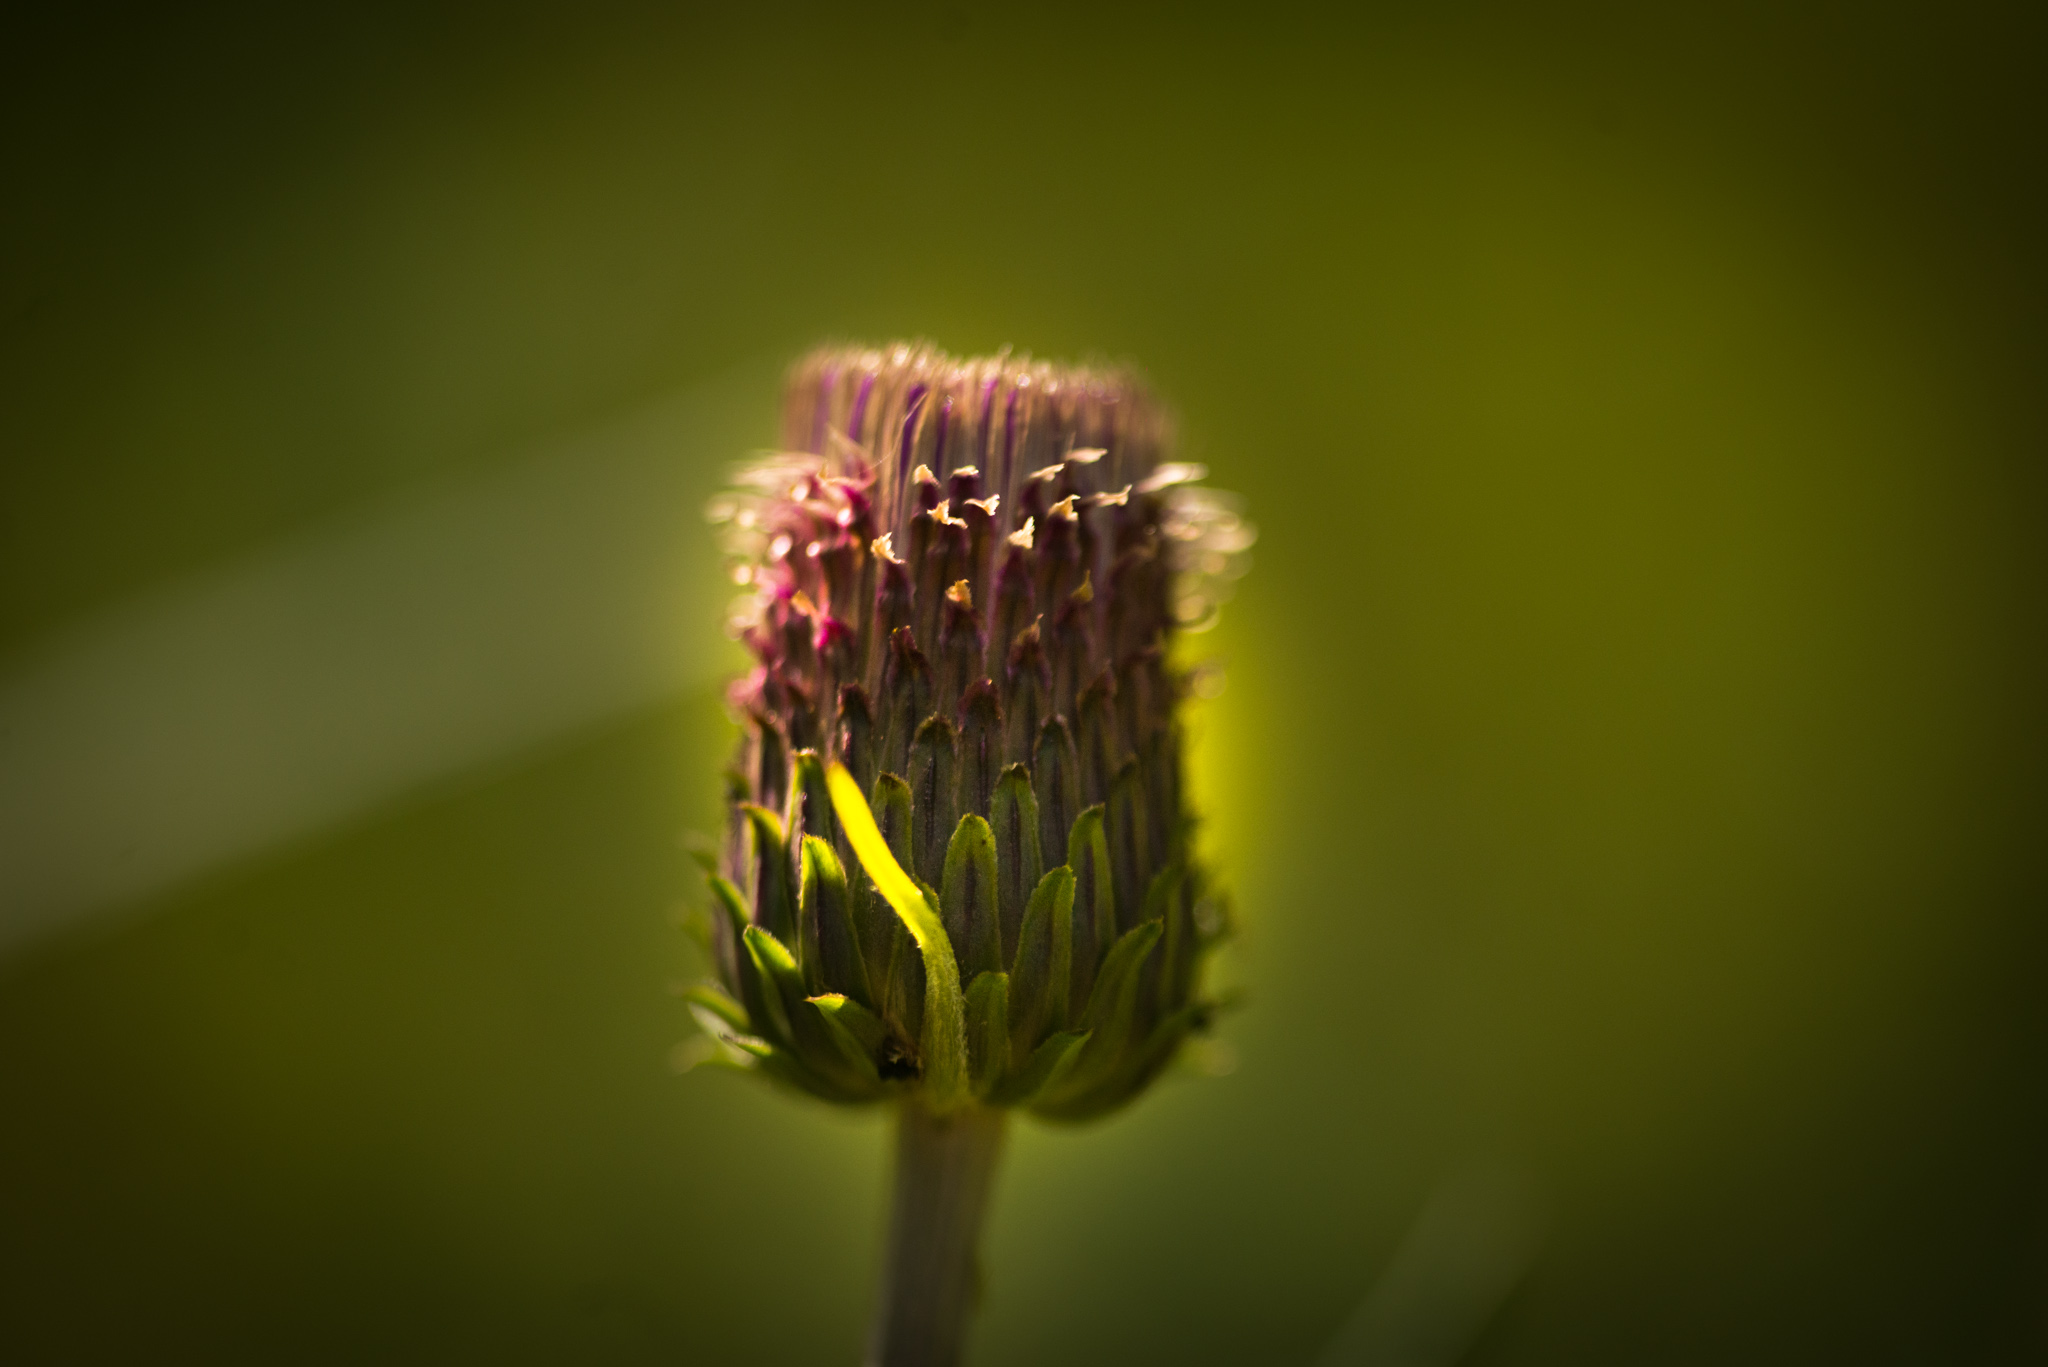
[697,343,1250,1118]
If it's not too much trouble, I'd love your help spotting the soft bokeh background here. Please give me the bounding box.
[4,3,2045,1362]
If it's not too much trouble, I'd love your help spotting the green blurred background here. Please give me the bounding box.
[3,2,2045,1362]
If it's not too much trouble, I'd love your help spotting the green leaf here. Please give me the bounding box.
[1006,866,1075,1067]
[990,764,1043,966]
[800,835,871,1004]
[994,1030,1090,1107]
[739,803,795,945]
[826,762,970,1110]
[941,814,1002,977]
[964,971,1010,1097]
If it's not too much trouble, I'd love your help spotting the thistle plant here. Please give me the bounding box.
[689,343,1250,1367]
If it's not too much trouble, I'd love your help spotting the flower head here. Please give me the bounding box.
[693,343,1250,1118]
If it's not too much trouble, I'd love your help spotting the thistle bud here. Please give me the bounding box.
[697,343,1251,1121]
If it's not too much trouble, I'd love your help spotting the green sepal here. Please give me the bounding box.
[708,875,775,1043]
[808,992,887,1055]
[1037,919,1162,1111]
[796,834,826,995]
[964,971,1010,1097]
[682,984,749,1034]
[989,764,1043,966]
[994,1030,1090,1108]
[1066,804,1116,1018]
[911,886,968,1107]
[741,924,800,1047]
[789,749,838,848]
[941,814,1002,977]
[1079,919,1164,1034]
[800,835,871,1004]
[1140,859,1187,925]
[730,1036,876,1105]
[1043,1001,1207,1122]
[1130,1001,1208,1089]
[739,802,796,945]
[1006,866,1075,1066]
[1104,758,1147,922]
[805,994,883,1086]
[1141,860,1189,1015]
[747,925,881,1096]
[706,874,750,941]
[672,1036,755,1076]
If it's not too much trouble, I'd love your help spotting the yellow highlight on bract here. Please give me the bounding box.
[823,760,967,1105]
[823,762,935,948]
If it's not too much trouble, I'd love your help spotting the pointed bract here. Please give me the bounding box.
[940,814,1002,978]
[989,765,1043,965]
[965,971,1010,1097]
[1006,866,1075,1069]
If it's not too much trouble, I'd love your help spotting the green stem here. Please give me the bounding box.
[867,1099,1008,1367]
